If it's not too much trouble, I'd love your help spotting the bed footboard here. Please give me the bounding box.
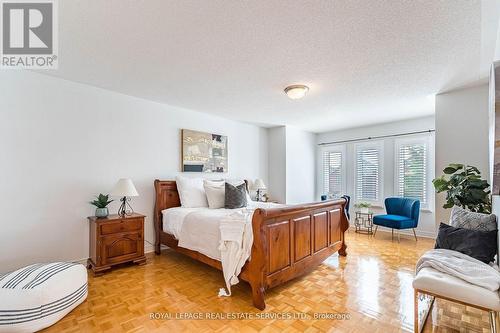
[244,199,349,310]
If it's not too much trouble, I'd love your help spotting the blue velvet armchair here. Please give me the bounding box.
[373,197,420,242]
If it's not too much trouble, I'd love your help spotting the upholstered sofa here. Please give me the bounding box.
[413,203,500,333]
[413,266,500,332]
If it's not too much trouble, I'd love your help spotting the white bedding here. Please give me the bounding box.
[161,201,282,261]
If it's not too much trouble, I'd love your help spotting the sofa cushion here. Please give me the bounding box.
[413,267,500,311]
[435,223,497,264]
[373,214,415,229]
[449,205,497,232]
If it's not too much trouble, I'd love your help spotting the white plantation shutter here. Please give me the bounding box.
[323,150,344,197]
[396,140,427,205]
[356,144,382,202]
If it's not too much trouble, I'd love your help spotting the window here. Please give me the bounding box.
[322,147,345,198]
[355,142,383,203]
[395,138,429,207]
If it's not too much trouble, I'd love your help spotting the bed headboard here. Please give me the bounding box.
[153,179,250,232]
[154,180,181,233]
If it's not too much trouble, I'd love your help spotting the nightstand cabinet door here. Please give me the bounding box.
[100,232,143,266]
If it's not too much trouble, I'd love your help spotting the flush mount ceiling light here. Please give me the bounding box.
[284,84,309,100]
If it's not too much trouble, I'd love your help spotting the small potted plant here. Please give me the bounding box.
[354,202,372,214]
[90,194,113,218]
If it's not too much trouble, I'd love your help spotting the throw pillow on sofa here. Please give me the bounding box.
[435,223,497,263]
[449,205,496,232]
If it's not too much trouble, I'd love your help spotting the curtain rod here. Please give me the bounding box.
[317,129,435,146]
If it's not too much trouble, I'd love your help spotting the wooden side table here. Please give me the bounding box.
[354,211,374,235]
[87,213,146,276]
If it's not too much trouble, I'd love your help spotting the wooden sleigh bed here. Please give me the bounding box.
[153,180,349,310]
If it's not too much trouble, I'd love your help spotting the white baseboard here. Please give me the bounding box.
[74,258,88,265]
[75,228,435,269]
[348,225,436,239]
[145,243,154,254]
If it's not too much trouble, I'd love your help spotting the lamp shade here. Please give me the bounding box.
[252,179,266,190]
[111,178,139,197]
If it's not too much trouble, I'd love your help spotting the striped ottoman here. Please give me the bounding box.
[0,262,88,333]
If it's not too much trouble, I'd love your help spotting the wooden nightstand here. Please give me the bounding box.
[87,213,146,276]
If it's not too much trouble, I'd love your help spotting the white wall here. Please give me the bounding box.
[316,116,436,238]
[266,126,316,204]
[435,83,490,225]
[267,127,286,203]
[285,126,316,204]
[0,71,268,272]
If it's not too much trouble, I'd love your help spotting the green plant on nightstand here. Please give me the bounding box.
[354,202,372,213]
[90,194,113,218]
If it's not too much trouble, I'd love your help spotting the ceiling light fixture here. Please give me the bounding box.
[284,84,309,99]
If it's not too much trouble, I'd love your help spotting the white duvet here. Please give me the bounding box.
[162,201,282,295]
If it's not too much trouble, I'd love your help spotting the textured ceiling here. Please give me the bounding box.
[39,0,499,132]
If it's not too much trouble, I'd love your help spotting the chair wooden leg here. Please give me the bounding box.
[397,230,400,243]
[414,289,419,333]
[412,228,418,241]
[391,228,394,241]
[373,225,378,237]
[490,311,498,333]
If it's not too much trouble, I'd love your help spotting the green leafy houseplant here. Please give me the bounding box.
[354,202,372,213]
[90,194,113,217]
[432,163,491,214]
[354,202,372,209]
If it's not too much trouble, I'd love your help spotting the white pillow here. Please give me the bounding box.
[175,176,208,208]
[203,180,225,209]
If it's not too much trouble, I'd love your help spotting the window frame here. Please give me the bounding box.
[394,135,432,210]
[321,145,346,198]
[354,140,384,206]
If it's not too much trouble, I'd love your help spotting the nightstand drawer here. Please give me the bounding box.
[100,218,142,235]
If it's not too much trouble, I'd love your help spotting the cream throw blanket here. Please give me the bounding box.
[217,209,254,297]
[416,249,500,292]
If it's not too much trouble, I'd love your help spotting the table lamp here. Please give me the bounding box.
[111,178,139,216]
[252,179,266,202]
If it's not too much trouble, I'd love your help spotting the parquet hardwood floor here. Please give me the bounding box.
[41,230,489,332]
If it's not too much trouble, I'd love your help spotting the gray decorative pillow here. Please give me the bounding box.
[449,205,497,232]
[225,182,247,209]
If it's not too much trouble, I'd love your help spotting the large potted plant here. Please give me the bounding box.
[432,163,491,213]
[90,194,113,218]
